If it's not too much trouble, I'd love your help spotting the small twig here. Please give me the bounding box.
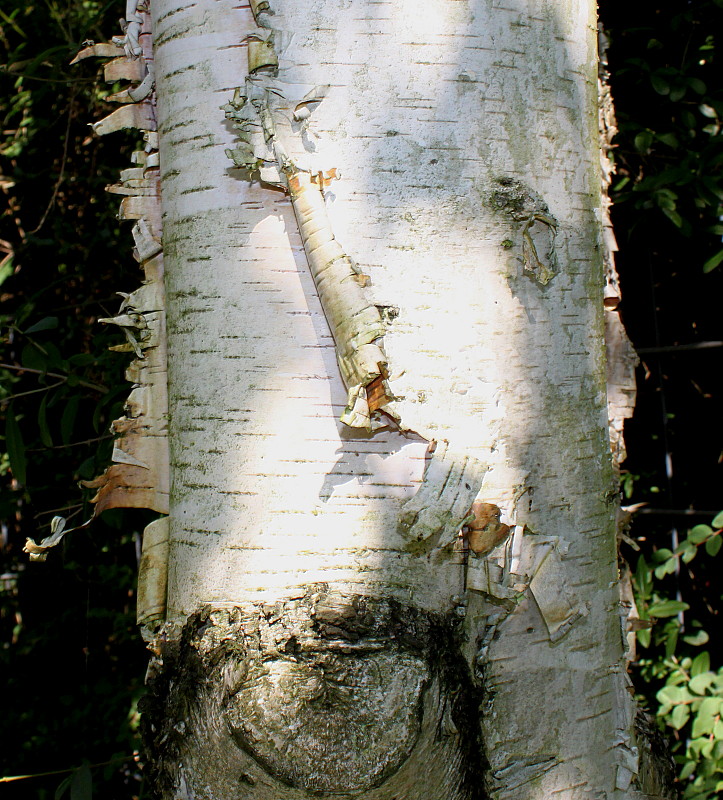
[631,507,721,518]
[1,73,98,84]
[0,380,64,403]
[33,503,83,519]
[35,505,83,531]
[637,341,723,355]
[0,753,138,783]
[0,362,107,393]
[27,433,112,452]
[28,94,75,235]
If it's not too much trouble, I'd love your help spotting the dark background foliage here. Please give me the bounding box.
[0,0,721,797]
[0,2,150,797]
[603,2,723,795]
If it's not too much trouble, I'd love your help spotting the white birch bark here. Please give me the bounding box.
[137,0,661,797]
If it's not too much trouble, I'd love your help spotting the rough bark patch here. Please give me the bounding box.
[140,588,489,799]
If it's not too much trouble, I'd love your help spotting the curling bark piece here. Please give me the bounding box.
[68,1,168,523]
[287,169,393,430]
[399,441,488,547]
[463,502,512,557]
[137,516,170,629]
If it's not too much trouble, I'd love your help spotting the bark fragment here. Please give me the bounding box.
[466,526,586,643]
[399,441,487,547]
[137,516,170,628]
[287,170,391,429]
[463,503,512,557]
[488,177,558,285]
[23,515,91,561]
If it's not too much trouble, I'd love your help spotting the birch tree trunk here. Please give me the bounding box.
[100,0,667,797]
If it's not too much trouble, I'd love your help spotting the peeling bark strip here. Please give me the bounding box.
[399,441,487,547]
[141,591,488,800]
[137,516,170,627]
[223,25,393,431]
[73,3,169,528]
[287,171,392,429]
[27,2,171,619]
[598,26,638,472]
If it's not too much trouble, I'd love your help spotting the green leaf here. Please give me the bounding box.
[76,456,96,481]
[690,673,714,695]
[692,697,723,738]
[652,548,674,562]
[705,536,721,557]
[21,342,48,373]
[654,558,677,579]
[671,703,691,729]
[689,525,713,544]
[658,685,693,705]
[61,396,80,446]
[703,249,723,273]
[662,207,683,228]
[38,393,53,447]
[676,538,696,555]
[651,74,670,95]
[692,652,711,677]
[635,130,654,153]
[0,256,14,288]
[682,109,697,128]
[693,697,723,716]
[683,629,710,646]
[637,627,651,649]
[70,762,92,800]
[670,85,686,102]
[657,132,679,149]
[699,104,718,119]
[67,353,95,367]
[24,315,59,334]
[4,404,27,486]
[648,600,689,618]
[688,78,706,95]
[682,546,697,564]
[612,176,630,192]
[712,511,723,529]
[688,735,709,757]
[679,761,696,781]
[43,342,64,369]
[635,554,652,597]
